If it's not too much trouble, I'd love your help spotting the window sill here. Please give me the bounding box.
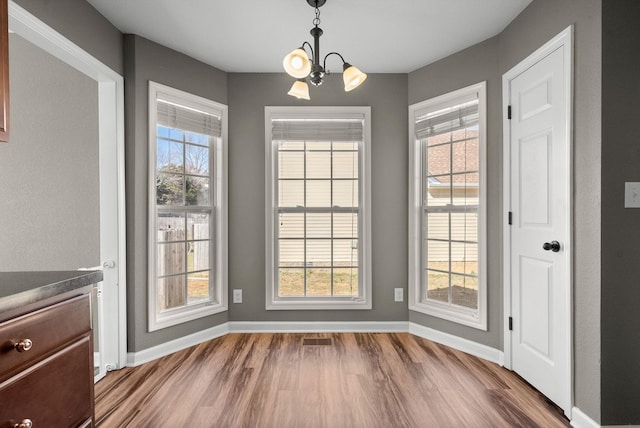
[409,299,486,331]
[149,301,227,332]
[267,298,371,311]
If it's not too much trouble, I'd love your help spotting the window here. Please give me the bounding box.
[265,106,371,310]
[148,81,228,331]
[408,82,487,330]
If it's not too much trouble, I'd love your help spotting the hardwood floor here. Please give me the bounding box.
[95,333,570,428]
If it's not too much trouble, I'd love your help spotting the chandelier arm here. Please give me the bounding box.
[301,41,314,59]
[323,51,346,72]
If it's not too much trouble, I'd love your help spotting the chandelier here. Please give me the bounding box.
[283,0,368,100]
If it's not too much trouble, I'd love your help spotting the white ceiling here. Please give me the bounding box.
[87,0,532,74]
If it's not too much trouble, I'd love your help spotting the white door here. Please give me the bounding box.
[503,27,572,415]
[96,78,127,381]
[95,80,126,382]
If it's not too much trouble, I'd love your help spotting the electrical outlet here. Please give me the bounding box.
[625,182,640,208]
[394,288,404,302]
[233,289,243,304]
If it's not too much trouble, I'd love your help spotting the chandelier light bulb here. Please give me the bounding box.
[287,79,311,100]
[283,48,311,78]
[343,64,367,92]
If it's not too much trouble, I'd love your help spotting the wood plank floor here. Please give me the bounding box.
[95,333,570,428]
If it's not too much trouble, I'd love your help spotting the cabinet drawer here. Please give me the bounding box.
[0,335,93,428]
[0,294,90,381]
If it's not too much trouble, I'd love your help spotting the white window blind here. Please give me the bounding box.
[272,118,363,141]
[157,98,222,138]
[414,95,479,140]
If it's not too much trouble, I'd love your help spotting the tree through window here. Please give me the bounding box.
[149,82,228,331]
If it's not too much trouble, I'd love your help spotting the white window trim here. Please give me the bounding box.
[408,82,488,330]
[265,106,372,310]
[148,81,228,331]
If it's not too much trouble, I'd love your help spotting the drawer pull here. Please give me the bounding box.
[14,419,33,428]
[14,339,33,352]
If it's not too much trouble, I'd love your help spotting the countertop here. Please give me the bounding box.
[0,270,103,318]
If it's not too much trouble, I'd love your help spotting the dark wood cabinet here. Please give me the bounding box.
[0,0,8,142]
[0,294,94,428]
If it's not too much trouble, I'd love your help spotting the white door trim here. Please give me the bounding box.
[8,1,127,370]
[502,25,573,414]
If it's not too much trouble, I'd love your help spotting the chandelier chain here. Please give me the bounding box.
[313,5,321,27]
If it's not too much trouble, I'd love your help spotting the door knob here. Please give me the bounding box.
[103,260,116,269]
[542,241,561,252]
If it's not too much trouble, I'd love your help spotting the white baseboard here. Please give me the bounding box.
[126,323,229,367]
[408,322,504,366]
[570,407,600,428]
[228,321,409,333]
[125,321,503,369]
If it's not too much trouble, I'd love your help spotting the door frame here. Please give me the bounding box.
[502,25,573,414]
[8,2,127,372]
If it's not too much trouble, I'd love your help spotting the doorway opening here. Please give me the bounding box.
[9,2,127,381]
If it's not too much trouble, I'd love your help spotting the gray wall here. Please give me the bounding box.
[124,35,228,352]
[601,1,640,424]
[408,36,502,349]
[0,34,99,271]
[408,0,602,422]
[14,0,123,74]
[227,73,408,322]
